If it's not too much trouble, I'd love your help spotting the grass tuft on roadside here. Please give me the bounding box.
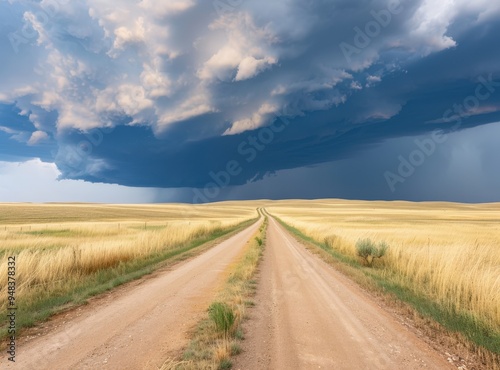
[161,214,268,370]
[209,302,236,337]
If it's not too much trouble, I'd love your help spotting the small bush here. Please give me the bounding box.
[234,328,244,340]
[218,359,232,370]
[355,238,388,267]
[230,342,242,355]
[255,237,263,246]
[209,302,236,336]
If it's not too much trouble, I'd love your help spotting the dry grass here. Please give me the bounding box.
[164,215,267,370]
[268,199,500,337]
[0,201,263,225]
[0,202,260,334]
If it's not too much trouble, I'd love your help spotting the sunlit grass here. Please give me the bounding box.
[0,202,261,337]
[268,200,500,348]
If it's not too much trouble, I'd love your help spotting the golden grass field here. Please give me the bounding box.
[0,202,260,332]
[267,199,500,336]
[1,199,499,359]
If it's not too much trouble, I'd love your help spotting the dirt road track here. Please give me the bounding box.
[5,219,261,370]
[234,215,453,370]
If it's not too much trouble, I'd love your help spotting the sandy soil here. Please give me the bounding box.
[5,219,261,370]
[234,216,453,370]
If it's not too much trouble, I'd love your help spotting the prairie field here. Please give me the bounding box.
[268,200,500,339]
[2,199,499,365]
[0,202,259,335]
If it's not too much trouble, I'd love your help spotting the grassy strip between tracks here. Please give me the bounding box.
[273,216,500,370]
[162,215,267,370]
[0,217,258,343]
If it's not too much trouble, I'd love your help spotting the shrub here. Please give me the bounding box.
[218,359,232,370]
[255,237,263,246]
[209,302,236,337]
[355,238,388,267]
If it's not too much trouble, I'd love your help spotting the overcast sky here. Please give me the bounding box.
[1,0,499,203]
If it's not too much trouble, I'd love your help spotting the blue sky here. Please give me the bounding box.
[0,0,499,203]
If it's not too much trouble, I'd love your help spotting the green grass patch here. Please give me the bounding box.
[369,273,500,353]
[209,302,236,337]
[20,229,74,237]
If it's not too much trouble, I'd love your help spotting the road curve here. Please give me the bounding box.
[7,218,262,370]
[234,215,452,370]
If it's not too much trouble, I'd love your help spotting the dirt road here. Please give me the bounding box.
[234,215,452,370]
[6,219,261,370]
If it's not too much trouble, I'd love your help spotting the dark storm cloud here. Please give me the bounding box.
[1,0,499,201]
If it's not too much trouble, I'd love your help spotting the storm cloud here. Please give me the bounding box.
[1,0,499,202]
